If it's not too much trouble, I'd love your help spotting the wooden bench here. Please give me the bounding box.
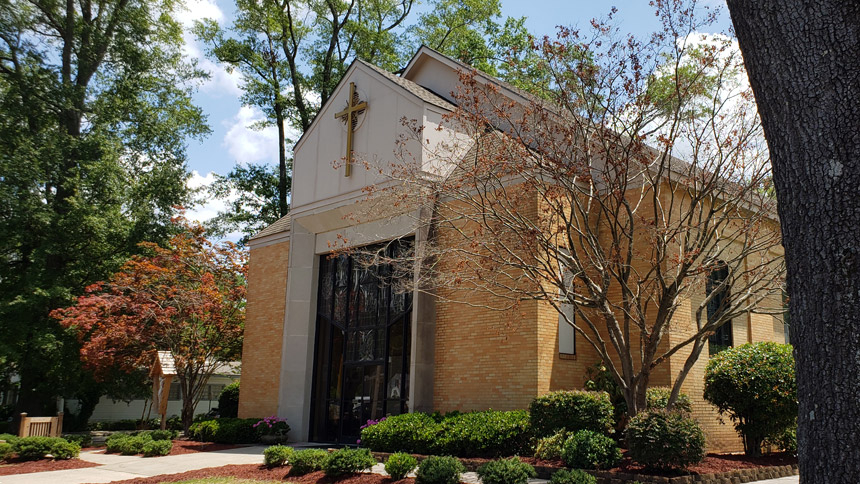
[18,412,63,438]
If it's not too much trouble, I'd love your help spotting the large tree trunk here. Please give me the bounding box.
[726,2,860,481]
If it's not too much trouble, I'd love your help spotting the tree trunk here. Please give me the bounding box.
[726,2,860,481]
[276,106,289,217]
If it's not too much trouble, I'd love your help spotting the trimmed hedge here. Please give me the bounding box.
[626,410,706,469]
[529,391,614,437]
[477,457,536,484]
[12,436,80,460]
[324,448,377,477]
[385,452,418,480]
[416,456,464,484]
[290,448,330,475]
[561,430,621,470]
[360,410,532,458]
[263,445,294,467]
[188,418,261,444]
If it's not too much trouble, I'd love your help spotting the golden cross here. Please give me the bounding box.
[334,82,368,177]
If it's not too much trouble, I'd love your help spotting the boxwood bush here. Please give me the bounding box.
[561,430,621,470]
[645,387,693,414]
[119,434,152,455]
[289,448,330,475]
[324,448,377,477]
[550,468,597,484]
[263,445,294,467]
[476,457,536,484]
[142,439,173,457]
[435,410,532,458]
[360,413,439,454]
[416,456,464,484]
[187,418,261,444]
[535,430,569,460]
[704,342,797,456]
[529,391,614,437]
[385,452,418,480]
[626,410,706,469]
[13,436,66,460]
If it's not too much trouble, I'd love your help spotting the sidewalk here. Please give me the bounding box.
[0,448,798,484]
[0,446,266,484]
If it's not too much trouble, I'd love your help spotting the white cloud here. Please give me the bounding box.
[222,105,301,165]
[177,0,224,26]
[177,0,243,97]
[185,170,244,242]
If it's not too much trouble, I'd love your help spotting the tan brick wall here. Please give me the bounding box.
[238,239,290,419]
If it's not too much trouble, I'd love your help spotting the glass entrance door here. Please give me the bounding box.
[309,241,412,443]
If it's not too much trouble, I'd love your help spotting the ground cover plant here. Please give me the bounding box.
[704,342,796,456]
[626,410,706,469]
[477,457,536,484]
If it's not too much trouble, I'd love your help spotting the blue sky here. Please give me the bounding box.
[181,0,731,223]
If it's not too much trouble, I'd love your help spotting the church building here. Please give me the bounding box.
[236,46,788,451]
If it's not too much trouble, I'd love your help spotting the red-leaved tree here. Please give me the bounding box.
[52,221,246,431]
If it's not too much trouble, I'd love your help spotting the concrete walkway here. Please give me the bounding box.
[0,448,798,484]
[0,446,266,484]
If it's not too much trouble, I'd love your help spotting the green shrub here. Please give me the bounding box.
[550,468,597,484]
[704,342,797,456]
[14,436,66,460]
[62,433,93,448]
[142,439,173,457]
[324,448,377,477]
[416,456,464,484]
[148,429,178,441]
[645,387,693,414]
[0,433,19,445]
[765,424,797,454]
[263,445,294,467]
[188,418,261,444]
[166,415,183,431]
[477,457,536,484]
[105,435,128,453]
[535,430,569,461]
[529,391,614,437]
[289,448,329,475]
[50,439,81,460]
[385,452,418,480]
[435,410,532,458]
[561,430,621,470]
[0,442,14,461]
[360,413,439,454]
[218,380,241,418]
[626,410,706,469]
[119,434,152,455]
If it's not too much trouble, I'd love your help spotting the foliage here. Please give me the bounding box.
[0,0,208,419]
[549,469,597,484]
[0,442,12,461]
[218,381,241,418]
[106,435,131,453]
[704,342,797,456]
[626,411,706,470]
[385,452,418,480]
[13,436,65,460]
[529,391,614,437]
[53,223,247,431]
[289,449,330,475]
[188,418,262,444]
[324,448,377,477]
[119,435,153,455]
[435,410,532,458]
[89,419,160,431]
[50,439,81,460]
[764,424,797,454]
[415,456,465,484]
[142,439,173,457]
[263,445,294,467]
[0,433,19,445]
[561,430,621,470]
[646,388,693,414]
[253,416,290,439]
[62,434,94,448]
[360,412,439,454]
[149,430,179,441]
[535,430,569,461]
[476,457,536,484]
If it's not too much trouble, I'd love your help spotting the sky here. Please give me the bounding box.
[181,0,733,226]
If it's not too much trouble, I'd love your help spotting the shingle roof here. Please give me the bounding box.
[250,214,292,241]
[356,59,456,112]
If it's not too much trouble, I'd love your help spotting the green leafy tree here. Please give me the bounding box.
[0,0,208,419]
[206,163,284,244]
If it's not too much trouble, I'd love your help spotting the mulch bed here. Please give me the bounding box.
[0,457,100,476]
[95,465,413,484]
[615,452,797,476]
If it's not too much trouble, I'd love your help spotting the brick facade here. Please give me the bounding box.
[238,238,290,419]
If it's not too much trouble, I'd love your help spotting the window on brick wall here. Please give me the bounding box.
[707,261,732,355]
[558,258,575,355]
